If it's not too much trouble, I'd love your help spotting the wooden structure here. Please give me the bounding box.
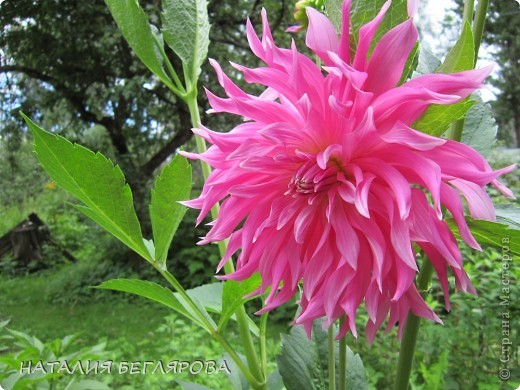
[0,213,75,266]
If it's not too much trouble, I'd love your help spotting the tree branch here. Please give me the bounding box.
[140,102,193,177]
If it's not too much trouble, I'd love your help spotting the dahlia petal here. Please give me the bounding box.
[440,183,481,250]
[338,0,352,63]
[449,179,496,220]
[331,202,360,269]
[365,19,418,95]
[305,7,339,65]
[382,123,447,151]
[407,0,419,17]
[184,4,516,342]
[353,0,392,70]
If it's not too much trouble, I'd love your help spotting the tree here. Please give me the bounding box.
[0,0,293,203]
[451,0,520,147]
[483,1,520,147]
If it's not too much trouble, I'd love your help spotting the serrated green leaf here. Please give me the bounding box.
[324,0,343,32]
[150,155,192,266]
[105,0,172,87]
[95,279,206,329]
[461,93,497,157]
[219,274,262,332]
[350,0,408,53]
[437,21,474,74]
[161,0,210,81]
[447,216,520,257]
[22,114,151,261]
[413,100,475,137]
[276,321,368,390]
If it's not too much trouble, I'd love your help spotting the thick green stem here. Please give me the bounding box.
[462,0,475,26]
[328,325,336,390]
[260,310,269,378]
[472,0,489,65]
[394,259,435,390]
[338,316,347,390]
[186,93,266,389]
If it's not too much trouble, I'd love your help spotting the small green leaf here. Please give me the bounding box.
[219,274,262,332]
[437,21,474,74]
[276,321,368,390]
[398,42,419,85]
[413,100,475,137]
[161,0,210,81]
[23,114,151,261]
[105,0,172,87]
[95,279,207,329]
[447,216,520,257]
[461,93,497,158]
[150,155,192,266]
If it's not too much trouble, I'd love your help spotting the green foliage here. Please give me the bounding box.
[24,114,151,262]
[219,274,261,333]
[436,21,474,73]
[276,321,368,390]
[96,279,208,329]
[324,0,343,32]
[45,258,129,305]
[161,0,210,81]
[447,217,520,257]
[104,0,174,89]
[150,155,192,266]
[414,22,476,137]
[0,324,110,390]
[349,0,408,52]
[461,93,497,157]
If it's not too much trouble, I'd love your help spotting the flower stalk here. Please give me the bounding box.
[328,325,336,390]
[394,258,434,390]
[396,0,490,387]
[338,316,347,390]
[185,91,266,389]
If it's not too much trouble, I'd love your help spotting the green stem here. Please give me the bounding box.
[260,309,269,378]
[338,316,347,390]
[155,263,264,388]
[328,325,336,390]
[462,0,475,26]
[472,0,489,65]
[446,0,489,141]
[186,94,266,389]
[151,34,186,96]
[394,259,435,390]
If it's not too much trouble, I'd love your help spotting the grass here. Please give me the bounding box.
[0,272,169,345]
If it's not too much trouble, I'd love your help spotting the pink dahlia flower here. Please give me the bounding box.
[182,0,515,341]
